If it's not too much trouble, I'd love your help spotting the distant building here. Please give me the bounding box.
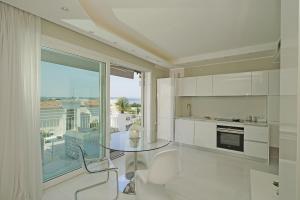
[80,108,91,129]
[40,98,140,139]
[40,100,66,137]
[40,99,100,138]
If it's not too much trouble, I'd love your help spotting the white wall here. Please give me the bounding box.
[279,0,299,198]
[176,96,267,121]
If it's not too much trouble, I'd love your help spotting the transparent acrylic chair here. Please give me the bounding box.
[75,144,119,200]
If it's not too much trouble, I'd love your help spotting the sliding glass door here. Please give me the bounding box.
[40,47,106,182]
[109,66,144,159]
[110,68,143,133]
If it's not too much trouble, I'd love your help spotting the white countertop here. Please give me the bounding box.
[176,116,269,127]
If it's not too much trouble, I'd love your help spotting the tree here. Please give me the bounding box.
[115,97,130,113]
[130,103,141,107]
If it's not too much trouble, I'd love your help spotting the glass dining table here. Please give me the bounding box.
[102,131,170,194]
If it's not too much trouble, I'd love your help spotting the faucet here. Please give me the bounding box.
[187,104,192,117]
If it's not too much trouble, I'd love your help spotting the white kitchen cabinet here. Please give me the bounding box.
[175,119,194,145]
[213,72,252,96]
[196,75,213,96]
[244,141,268,159]
[268,69,280,95]
[244,125,269,142]
[244,125,269,159]
[252,71,268,95]
[176,77,196,96]
[194,121,216,148]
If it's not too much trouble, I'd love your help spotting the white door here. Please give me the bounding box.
[194,121,216,148]
[252,71,268,95]
[175,119,194,145]
[196,75,213,96]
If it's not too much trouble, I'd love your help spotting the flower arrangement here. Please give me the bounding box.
[129,123,141,139]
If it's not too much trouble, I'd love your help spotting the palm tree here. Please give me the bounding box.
[115,97,130,113]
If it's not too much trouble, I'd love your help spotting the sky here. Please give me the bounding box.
[41,61,141,99]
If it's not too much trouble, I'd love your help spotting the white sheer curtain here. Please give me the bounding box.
[0,2,42,200]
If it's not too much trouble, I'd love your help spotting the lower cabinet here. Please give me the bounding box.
[244,126,269,142]
[244,125,269,159]
[175,119,194,145]
[244,141,269,159]
[194,121,216,149]
[175,118,269,160]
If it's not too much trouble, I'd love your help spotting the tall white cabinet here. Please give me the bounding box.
[157,78,174,141]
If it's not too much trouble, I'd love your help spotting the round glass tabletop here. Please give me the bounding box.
[103,131,170,152]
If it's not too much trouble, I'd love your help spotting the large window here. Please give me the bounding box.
[40,48,106,182]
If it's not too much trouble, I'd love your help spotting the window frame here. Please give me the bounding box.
[41,37,109,189]
[41,35,150,189]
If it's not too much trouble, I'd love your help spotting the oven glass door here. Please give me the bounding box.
[217,132,244,152]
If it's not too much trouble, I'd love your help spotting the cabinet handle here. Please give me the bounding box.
[244,139,267,144]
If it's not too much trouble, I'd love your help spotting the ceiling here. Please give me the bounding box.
[2,0,280,68]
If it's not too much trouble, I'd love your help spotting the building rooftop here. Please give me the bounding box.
[41,100,62,109]
[84,100,99,107]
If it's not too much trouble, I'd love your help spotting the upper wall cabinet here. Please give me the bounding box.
[176,77,196,96]
[213,72,252,96]
[196,75,213,96]
[252,71,268,95]
[176,70,279,97]
[268,69,280,95]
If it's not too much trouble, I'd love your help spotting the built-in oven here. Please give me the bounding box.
[217,124,244,152]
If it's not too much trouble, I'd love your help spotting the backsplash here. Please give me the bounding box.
[176,96,267,121]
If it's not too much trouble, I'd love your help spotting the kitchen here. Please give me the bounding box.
[157,66,280,162]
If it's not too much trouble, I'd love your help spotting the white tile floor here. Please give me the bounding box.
[42,144,278,200]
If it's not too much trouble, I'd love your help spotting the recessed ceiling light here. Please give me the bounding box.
[61,7,69,11]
